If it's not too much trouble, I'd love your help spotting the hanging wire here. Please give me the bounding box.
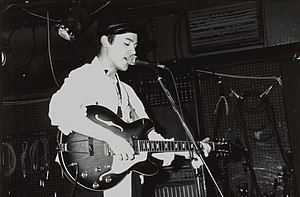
[21,1,110,19]
[177,12,184,58]
[46,11,60,88]
[89,1,110,15]
[22,8,61,22]
[29,138,49,180]
[214,96,229,115]
[196,69,282,86]
[0,4,16,14]
[3,98,50,105]
[163,67,184,117]
[21,141,28,178]
[2,142,17,177]
[7,27,37,70]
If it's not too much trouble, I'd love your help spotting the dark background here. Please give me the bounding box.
[1,0,300,196]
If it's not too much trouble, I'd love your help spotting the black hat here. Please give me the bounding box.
[97,19,141,37]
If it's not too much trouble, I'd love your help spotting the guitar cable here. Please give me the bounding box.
[1,142,17,178]
[68,163,79,197]
[58,131,80,197]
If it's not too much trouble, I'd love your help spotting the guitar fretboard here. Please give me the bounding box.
[134,140,208,153]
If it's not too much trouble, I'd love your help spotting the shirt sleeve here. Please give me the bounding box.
[48,70,87,135]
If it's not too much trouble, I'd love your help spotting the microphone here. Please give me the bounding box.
[127,56,166,69]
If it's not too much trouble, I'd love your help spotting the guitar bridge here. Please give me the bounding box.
[104,143,113,156]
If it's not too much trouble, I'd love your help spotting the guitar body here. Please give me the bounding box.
[57,105,231,192]
[57,105,158,191]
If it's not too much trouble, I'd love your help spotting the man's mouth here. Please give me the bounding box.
[125,56,136,65]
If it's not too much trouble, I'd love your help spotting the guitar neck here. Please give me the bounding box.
[134,140,214,153]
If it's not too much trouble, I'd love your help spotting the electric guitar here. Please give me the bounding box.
[57,105,230,191]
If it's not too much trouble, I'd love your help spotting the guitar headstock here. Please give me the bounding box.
[211,138,231,157]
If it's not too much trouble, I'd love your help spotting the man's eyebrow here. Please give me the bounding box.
[125,38,137,44]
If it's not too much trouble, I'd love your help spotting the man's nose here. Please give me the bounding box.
[129,45,136,55]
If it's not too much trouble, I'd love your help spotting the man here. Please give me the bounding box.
[49,19,211,197]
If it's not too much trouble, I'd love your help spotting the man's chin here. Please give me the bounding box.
[119,64,129,71]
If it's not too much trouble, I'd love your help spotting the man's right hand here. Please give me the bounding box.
[106,134,135,161]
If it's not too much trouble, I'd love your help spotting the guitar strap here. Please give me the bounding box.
[115,75,123,118]
[128,101,139,121]
[117,78,142,197]
[118,78,139,122]
[115,74,138,122]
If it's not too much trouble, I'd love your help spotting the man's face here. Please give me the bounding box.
[107,32,138,71]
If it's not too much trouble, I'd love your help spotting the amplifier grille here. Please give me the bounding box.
[187,1,263,53]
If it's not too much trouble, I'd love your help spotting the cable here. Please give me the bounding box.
[165,67,200,188]
[6,26,30,69]
[21,141,28,178]
[235,91,293,196]
[164,67,184,117]
[46,11,60,88]
[157,70,224,196]
[177,12,184,58]
[1,142,17,177]
[263,94,294,196]
[0,4,16,14]
[22,8,61,22]
[29,138,50,183]
[3,98,50,105]
[196,69,282,86]
[89,1,110,15]
[235,94,263,197]
[164,67,219,196]
[264,95,292,170]
[8,27,37,70]
[69,163,79,197]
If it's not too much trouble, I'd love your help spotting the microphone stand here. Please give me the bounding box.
[156,72,224,197]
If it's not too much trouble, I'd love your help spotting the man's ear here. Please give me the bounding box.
[100,35,109,47]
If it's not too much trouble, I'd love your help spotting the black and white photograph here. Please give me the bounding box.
[1,0,300,196]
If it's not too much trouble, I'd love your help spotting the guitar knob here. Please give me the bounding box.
[93,182,99,189]
[81,171,88,178]
[95,166,102,173]
[105,176,112,183]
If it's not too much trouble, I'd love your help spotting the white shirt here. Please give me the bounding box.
[48,56,174,197]
[49,56,149,135]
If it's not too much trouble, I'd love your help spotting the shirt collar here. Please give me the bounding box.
[91,56,119,82]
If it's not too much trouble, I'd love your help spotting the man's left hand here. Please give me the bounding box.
[181,137,212,169]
